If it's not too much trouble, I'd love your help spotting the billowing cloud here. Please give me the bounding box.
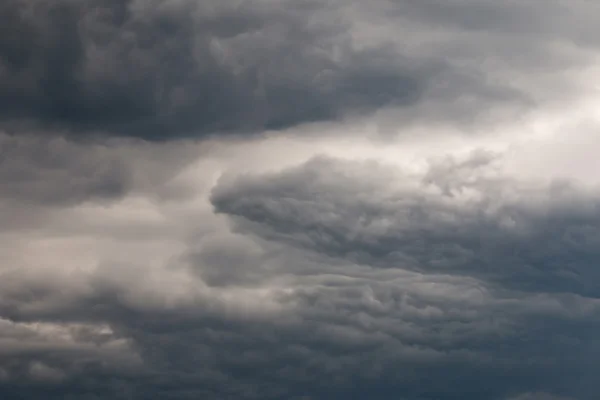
[211,154,600,296]
[2,0,600,139]
[0,0,425,138]
[3,0,600,399]
[2,140,600,398]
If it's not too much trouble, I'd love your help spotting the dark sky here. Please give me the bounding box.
[2,1,600,399]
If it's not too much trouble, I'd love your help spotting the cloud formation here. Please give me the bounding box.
[212,155,600,296]
[0,0,424,138]
[3,0,600,399]
[2,0,599,139]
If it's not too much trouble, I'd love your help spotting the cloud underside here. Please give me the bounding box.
[3,0,600,399]
[0,0,423,138]
[1,0,599,138]
[2,141,600,399]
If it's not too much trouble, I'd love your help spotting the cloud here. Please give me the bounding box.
[0,131,201,213]
[0,133,130,206]
[2,0,599,139]
[3,236,598,399]
[3,0,600,399]
[212,154,600,297]
[0,0,426,139]
[3,143,600,398]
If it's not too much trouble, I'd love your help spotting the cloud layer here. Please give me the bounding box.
[2,0,600,138]
[3,0,600,399]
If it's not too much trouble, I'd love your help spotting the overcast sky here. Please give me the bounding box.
[2,1,600,399]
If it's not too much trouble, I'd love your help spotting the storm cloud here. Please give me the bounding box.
[211,155,600,296]
[2,0,599,139]
[0,0,425,138]
[3,0,600,399]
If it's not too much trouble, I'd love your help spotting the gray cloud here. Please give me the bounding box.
[0,0,426,139]
[0,132,200,212]
[2,0,598,139]
[3,0,600,398]
[0,133,130,206]
[2,239,599,399]
[2,150,600,398]
[212,155,600,297]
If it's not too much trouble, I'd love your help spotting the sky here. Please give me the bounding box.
[2,0,600,399]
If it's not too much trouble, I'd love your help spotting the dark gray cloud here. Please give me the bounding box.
[0,0,426,139]
[1,240,599,399]
[3,0,600,398]
[2,0,597,139]
[2,152,600,399]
